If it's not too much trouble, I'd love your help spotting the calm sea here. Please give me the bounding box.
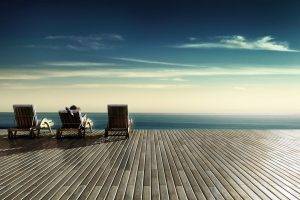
[1,112,300,129]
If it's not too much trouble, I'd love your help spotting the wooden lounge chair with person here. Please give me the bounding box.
[8,104,54,139]
[104,104,133,139]
[56,109,93,139]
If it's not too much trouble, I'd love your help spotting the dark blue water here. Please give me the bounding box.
[1,112,300,129]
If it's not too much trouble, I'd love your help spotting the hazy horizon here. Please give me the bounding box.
[1,0,300,113]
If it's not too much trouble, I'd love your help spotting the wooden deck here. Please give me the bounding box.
[0,129,299,200]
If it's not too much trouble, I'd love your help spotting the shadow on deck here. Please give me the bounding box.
[0,130,130,156]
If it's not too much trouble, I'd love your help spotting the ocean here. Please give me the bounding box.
[1,112,300,129]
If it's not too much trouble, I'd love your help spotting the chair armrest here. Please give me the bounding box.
[128,118,133,126]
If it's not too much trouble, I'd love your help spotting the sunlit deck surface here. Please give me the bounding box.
[0,129,299,200]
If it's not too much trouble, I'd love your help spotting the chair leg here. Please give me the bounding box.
[82,130,86,138]
[37,128,41,137]
[104,129,108,138]
[30,129,35,138]
[78,129,84,138]
[8,130,12,140]
[56,129,62,139]
[88,123,93,133]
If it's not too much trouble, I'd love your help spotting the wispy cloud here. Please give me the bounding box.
[112,57,202,68]
[2,66,300,81]
[24,44,61,50]
[26,34,124,51]
[43,61,117,67]
[68,83,190,89]
[160,78,187,82]
[173,35,299,52]
[188,37,197,41]
[0,83,190,90]
[45,34,124,41]
[0,73,41,80]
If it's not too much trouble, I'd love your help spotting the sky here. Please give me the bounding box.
[1,0,300,113]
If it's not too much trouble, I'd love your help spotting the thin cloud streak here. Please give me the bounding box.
[113,57,202,68]
[43,61,117,67]
[2,67,300,80]
[45,34,124,41]
[0,74,41,80]
[0,83,191,90]
[45,34,124,50]
[26,34,124,51]
[174,35,299,52]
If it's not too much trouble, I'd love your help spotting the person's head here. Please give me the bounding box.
[70,105,80,111]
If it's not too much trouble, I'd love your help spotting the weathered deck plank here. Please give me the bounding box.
[0,129,299,200]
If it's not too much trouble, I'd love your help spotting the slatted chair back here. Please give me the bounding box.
[13,105,37,129]
[59,110,82,128]
[107,105,129,129]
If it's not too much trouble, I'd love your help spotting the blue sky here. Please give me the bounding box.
[1,0,300,113]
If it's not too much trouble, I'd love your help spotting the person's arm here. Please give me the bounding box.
[66,107,74,116]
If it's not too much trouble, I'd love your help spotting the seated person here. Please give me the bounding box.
[65,105,91,127]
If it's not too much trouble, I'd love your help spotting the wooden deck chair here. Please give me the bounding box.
[56,110,93,139]
[8,104,54,139]
[104,104,133,138]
